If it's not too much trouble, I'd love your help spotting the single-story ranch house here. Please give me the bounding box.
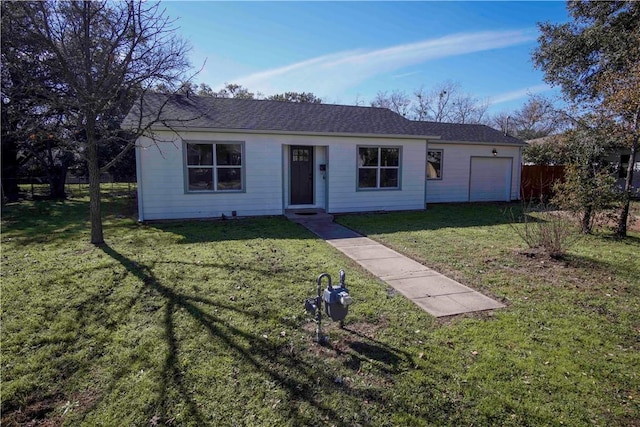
[123,94,525,221]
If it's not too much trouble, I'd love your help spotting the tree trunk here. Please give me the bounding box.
[1,136,21,202]
[47,151,73,199]
[48,168,67,199]
[87,121,104,244]
[615,137,638,238]
[581,204,593,234]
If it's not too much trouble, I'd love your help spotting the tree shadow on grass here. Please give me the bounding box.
[98,244,416,426]
[146,216,317,244]
[563,251,640,286]
[1,196,136,245]
[339,326,412,376]
[1,199,89,243]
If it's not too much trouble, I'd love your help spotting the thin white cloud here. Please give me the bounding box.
[391,70,423,80]
[489,84,551,105]
[227,29,536,97]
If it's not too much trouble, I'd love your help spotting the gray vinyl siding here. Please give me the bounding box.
[136,131,283,220]
[135,131,521,221]
[426,143,521,203]
[327,137,426,213]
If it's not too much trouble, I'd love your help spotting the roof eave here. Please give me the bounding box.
[432,138,527,146]
[145,124,442,140]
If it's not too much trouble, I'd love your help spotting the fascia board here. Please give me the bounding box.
[433,139,528,147]
[147,125,442,141]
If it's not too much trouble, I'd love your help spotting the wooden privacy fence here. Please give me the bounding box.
[521,165,565,201]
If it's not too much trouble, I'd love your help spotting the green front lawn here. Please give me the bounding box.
[1,195,638,426]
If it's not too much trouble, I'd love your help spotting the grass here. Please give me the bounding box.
[1,193,639,426]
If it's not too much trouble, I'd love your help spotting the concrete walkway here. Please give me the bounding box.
[288,213,504,317]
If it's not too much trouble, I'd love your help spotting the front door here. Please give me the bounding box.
[290,146,314,205]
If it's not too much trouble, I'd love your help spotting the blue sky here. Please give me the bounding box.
[161,1,570,115]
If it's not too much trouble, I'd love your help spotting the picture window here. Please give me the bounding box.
[186,142,243,191]
[358,146,400,189]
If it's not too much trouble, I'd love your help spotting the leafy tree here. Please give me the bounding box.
[596,60,640,236]
[1,1,73,200]
[196,83,215,97]
[553,163,618,234]
[211,83,256,99]
[523,135,570,165]
[165,81,326,106]
[25,132,76,198]
[552,123,621,233]
[268,92,323,104]
[11,0,190,244]
[533,1,640,237]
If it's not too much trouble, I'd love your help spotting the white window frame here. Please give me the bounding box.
[184,141,245,193]
[357,145,401,190]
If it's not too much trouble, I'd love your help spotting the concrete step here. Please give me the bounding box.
[285,209,334,223]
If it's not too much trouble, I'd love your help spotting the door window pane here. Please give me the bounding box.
[292,148,310,162]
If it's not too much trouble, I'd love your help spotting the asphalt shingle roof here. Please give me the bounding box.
[409,121,524,145]
[123,93,525,145]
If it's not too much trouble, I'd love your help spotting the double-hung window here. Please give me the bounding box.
[185,142,243,192]
[427,150,443,179]
[358,146,400,189]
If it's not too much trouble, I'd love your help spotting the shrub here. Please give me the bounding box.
[507,202,578,258]
[552,163,621,233]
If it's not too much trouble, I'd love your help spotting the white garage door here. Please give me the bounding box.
[469,157,512,202]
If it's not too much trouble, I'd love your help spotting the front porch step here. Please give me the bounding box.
[284,209,333,223]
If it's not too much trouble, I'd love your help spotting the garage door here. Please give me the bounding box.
[469,157,512,202]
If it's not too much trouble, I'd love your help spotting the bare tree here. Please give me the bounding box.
[365,81,489,124]
[512,95,563,140]
[412,86,430,120]
[450,93,489,124]
[410,81,487,124]
[353,94,366,106]
[15,0,190,244]
[371,90,412,117]
[491,112,515,136]
[423,81,458,122]
[491,95,564,140]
